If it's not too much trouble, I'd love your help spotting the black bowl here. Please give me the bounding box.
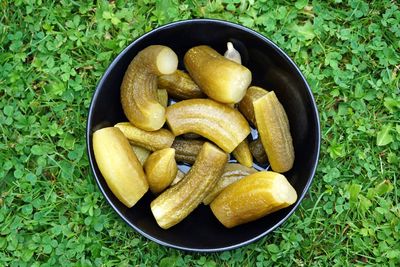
[86,19,320,252]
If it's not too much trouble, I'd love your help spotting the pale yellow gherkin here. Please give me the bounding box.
[92,127,148,208]
[131,145,151,166]
[210,171,297,228]
[238,86,268,126]
[231,139,253,168]
[253,91,295,173]
[144,148,177,194]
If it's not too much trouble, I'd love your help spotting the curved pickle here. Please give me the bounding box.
[144,148,177,194]
[210,171,297,228]
[115,122,174,152]
[202,163,257,205]
[92,127,148,208]
[231,139,253,167]
[166,99,250,153]
[184,45,251,104]
[151,142,228,229]
[238,86,268,126]
[254,91,295,172]
[158,70,205,100]
[121,45,178,131]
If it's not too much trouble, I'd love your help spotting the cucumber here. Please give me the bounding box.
[254,91,294,172]
[121,45,178,131]
[150,142,228,229]
[184,45,251,104]
[166,98,250,153]
[210,171,297,228]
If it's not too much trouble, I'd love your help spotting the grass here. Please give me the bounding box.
[1,0,399,266]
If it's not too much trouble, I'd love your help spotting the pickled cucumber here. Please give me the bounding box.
[184,45,251,104]
[166,98,250,153]
[144,148,177,194]
[210,171,297,228]
[202,163,257,205]
[158,70,204,99]
[231,139,253,167]
[92,127,148,208]
[253,91,294,172]
[121,45,178,131]
[115,122,174,151]
[131,145,151,165]
[249,138,268,165]
[151,142,228,229]
[238,86,268,126]
[171,138,204,164]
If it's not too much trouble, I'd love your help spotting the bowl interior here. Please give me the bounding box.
[87,19,320,252]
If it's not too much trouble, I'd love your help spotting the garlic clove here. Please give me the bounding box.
[224,42,242,64]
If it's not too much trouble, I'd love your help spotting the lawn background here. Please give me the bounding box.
[1,0,399,266]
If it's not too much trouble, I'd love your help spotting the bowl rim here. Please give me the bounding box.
[86,18,321,252]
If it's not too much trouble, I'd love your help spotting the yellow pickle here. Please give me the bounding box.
[166,98,250,153]
[210,171,297,228]
[121,45,178,131]
[92,127,148,208]
[253,91,295,172]
[150,142,228,229]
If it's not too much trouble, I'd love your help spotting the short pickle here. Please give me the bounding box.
[93,127,148,208]
[238,86,268,126]
[210,171,297,228]
[184,45,251,104]
[171,138,205,164]
[157,89,169,108]
[131,145,151,166]
[231,139,253,168]
[249,138,268,165]
[144,148,177,194]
